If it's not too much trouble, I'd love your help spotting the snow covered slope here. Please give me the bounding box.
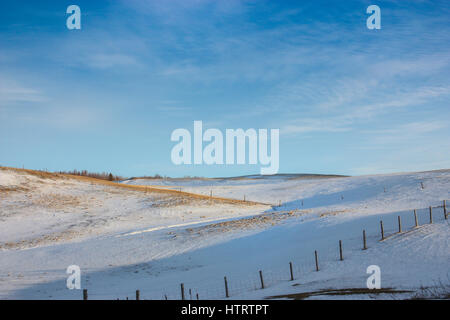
[0,167,449,299]
[0,167,266,250]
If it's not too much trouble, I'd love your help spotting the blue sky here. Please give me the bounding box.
[0,0,449,177]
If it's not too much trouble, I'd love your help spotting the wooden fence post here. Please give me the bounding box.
[289,262,294,281]
[398,216,402,233]
[414,209,418,227]
[181,283,185,300]
[314,250,319,271]
[363,230,367,250]
[380,221,385,240]
[429,206,433,224]
[339,240,343,261]
[259,270,265,289]
[136,290,140,300]
[83,289,88,300]
[444,200,447,220]
[224,276,229,298]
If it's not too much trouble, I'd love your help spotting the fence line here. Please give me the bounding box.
[64,200,450,300]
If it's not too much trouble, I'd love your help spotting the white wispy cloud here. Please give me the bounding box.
[85,53,141,69]
[281,118,352,134]
[0,78,46,105]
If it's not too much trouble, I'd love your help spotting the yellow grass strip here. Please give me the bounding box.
[0,166,267,206]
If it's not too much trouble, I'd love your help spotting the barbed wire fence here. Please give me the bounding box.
[79,199,448,300]
[1,200,447,300]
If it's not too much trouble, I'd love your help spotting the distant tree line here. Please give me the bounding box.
[131,174,164,179]
[58,170,126,181]
[128,174,202,180]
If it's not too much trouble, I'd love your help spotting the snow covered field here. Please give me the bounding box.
[0,167,449,299]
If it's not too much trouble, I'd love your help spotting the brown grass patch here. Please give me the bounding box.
[0,229,81,250]
[0,166,64,180]
[181,209,306,236]
[31,193,84,210]
[319,210,349,218]
[0,185,30,193]
[267,287,412,300]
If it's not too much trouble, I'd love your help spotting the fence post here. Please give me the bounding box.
[414,209,418,227]
[398,216,402,233]
[363,230,367,250]
[244,195,246,202]
[189,288,192,300]
[196,293,199,300]
[136,290,140,300]
[289,262,294,281]
[444,200,447,220]
[314,250,319,271]
[259,270,265,289]
[181,283,185,300]
[339,240,343,261]
[224,276,229,298]
[83,289,88,300]
[380,221,385,240]
[429,206,433,224]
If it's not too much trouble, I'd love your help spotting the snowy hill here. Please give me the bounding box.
[0,167,449,299]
